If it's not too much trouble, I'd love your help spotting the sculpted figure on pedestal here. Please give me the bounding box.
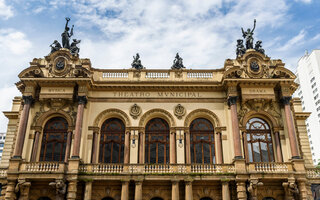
[236,39,246,57]
[131,53,144,70]
[61,17,74,49]
[14,180,31,200]
[50,40,62,53]
[171,53,185,69]
[70,39,81,56]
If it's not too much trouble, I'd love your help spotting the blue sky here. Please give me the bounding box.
[0,0,320,132]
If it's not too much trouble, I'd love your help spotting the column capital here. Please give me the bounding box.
[227,96,238,106]
[22,95,34,105]
[281,96,292,105]
[77,96,87,105]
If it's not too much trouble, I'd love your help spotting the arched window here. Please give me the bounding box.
[145,118,170,164]
[99,118,125,163]
[190,118,215,164]
[40,117,68,161]
[245,118,274,162]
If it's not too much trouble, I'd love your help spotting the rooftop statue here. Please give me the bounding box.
[236,39,246,57]
[131,53,144,70]
[61,17,74,49]
[254,40,265,55]
[49,18,81,56]
[171,53,185,70]
[241,19,256,49]
[50,40,62,54]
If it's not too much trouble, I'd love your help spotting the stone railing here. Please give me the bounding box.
[306,168,320,179]
[248,162,292,173]
[146,72,170,78]
[187,72,213,78]
[79,164,235,174]
[20,162,65,173]
[103,72,129,78]
[0,169,7,177]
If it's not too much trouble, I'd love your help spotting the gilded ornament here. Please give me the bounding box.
[130,104,142,119]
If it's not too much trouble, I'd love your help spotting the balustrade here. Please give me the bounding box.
[0,169,7,177]
[187,72,213,78]
[306,168,320,178]
[21,162,63,172]
[146,72,169,78]
[249,162,291,173]
[102,72,129,78]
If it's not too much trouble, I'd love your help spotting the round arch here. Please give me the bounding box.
[241,110,279,130]
[33,110,74,130]
[184,109,221,128]
[93,109,131,128]
[139,109,176,127]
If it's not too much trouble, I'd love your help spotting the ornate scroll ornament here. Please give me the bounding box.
[18,66,44,78]
[130,104,142,119]
[174,104,186,119]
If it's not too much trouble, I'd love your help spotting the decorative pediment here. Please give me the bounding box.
[18,66,44,78]
[272,67,296,79]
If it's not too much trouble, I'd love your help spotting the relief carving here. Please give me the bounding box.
[49,180,67,200]
[174,104,186,119]
[130,104,142,119]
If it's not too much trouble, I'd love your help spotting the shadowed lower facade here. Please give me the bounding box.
[0,48,319,200]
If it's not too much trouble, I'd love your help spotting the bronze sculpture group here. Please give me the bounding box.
[50,17,81,56]
[237,19,265,57]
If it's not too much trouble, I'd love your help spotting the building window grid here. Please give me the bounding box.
[312,82,316,89]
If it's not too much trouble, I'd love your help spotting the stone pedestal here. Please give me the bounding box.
[121,181,129,200]
[185,181,193,200]
[221,180,230,200]
[172,180,179,200]
[135,181,143,200]
[236,181,247,200]
[84,181,92,200]
[67,181,77,200]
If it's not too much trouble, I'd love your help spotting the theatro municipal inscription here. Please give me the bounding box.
[113,91,202,98]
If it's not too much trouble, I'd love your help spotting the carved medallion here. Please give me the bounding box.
[55,58,65,71]
[174,104,186,119]
[250,61,260,72]
[130,104,142,119]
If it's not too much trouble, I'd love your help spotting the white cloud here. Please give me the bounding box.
[278,30,306,52]
[294,0,312,3]
[0,0,13,20]
[0,86,20,133]
[0,29,32,55]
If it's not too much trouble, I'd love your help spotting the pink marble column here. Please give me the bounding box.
[274,131,283,162]
[228,96,243,159]
[185,131,191,164]
[91,131,99,164]
[64,130,73,163]
[124,131,130,164]
[215,131,223,164]
[282,97,300,159]
[13,95,33,158]
[139,132,144,163]
[30,130,40,162]
[72,96,87,158]
[170,132,176,164]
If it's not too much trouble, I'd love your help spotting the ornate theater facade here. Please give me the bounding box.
[0,45,320,200]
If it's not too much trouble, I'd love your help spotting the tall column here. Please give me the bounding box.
[64,130,73,163]
[72,96,87,158]
[84,181,92,200]
[170,131,176,163]
[130,130,139,163]
[121,181,129,200]
[139,132,144,163]
[215,131,223,164]
[185,180,193,200]
[13,95,33,158]
[5,180,16,199]
[282,97,300,159]
[274,131,283,162]
[91,131,99,163]
[30,130,40,162]
[298,179,308,200]
[172,180,179,200]
[236,181,247,200]
[221,180,230,200]
[228,96,243,159]
[185,131,191,164]
[134,181,143,200]
[124,131,130,164]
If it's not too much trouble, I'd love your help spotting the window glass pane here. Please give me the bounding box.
[203,144,210,163]
[260,142,268,162]
[248,144,253,162]
[150,143,157,163]
[45,143,53,161]
[252,142,261,162]
[112,143,119,163]
[195,143,202,163]
[158,143,164,163]
[269,143,274,162]
[105,143,111,163]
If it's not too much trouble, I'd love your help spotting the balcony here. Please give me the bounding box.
[19,162,66,173]
[247,162,293,173]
